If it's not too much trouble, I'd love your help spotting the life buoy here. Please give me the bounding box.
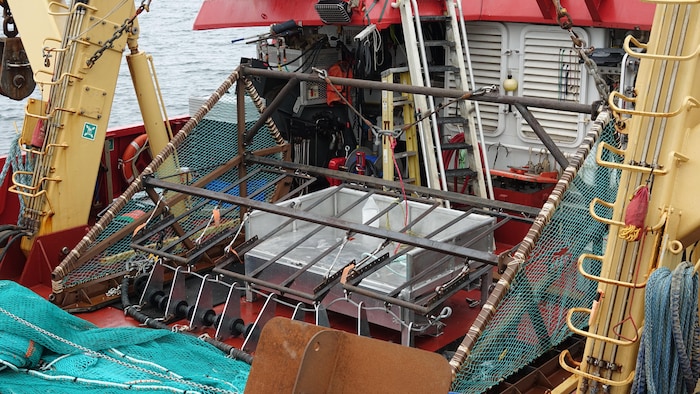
[121,134,150,183]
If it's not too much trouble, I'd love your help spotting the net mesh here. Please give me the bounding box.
[0,280,249,393]
[450,119,622,392]
[62,96,282,288]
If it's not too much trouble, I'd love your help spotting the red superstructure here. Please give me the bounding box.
[194,0,655,31]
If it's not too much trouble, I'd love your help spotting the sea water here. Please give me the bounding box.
[0,0,265,154]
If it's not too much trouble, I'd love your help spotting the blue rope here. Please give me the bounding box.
[0,134,31,223]
[632,261,700,393]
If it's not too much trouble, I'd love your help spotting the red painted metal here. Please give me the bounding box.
[194,0,655,32]
[584,0,603,22]
[327,157,346,186]
[535,0,555,20]
[0,161,20,223]
[17,226,89,287]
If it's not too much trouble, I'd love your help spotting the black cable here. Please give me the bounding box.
[267,37,326,70]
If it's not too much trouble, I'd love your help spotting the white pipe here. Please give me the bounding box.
[455,0,495,199]
[410,0,450,198]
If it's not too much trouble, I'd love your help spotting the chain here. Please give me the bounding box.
[86,0,151,68]
[2,0,17,38]
[552,0,610,99]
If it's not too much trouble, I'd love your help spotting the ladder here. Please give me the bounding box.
[444,0,492,198]
[396,0,444,192]
[394,0,489,198]
[381,69,422,186]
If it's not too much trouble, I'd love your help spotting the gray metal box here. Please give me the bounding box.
[244,187,494,334]
[260,47,340,106]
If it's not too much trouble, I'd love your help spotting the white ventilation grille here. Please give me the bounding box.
[445,23,505,136]
[520,27,587,146]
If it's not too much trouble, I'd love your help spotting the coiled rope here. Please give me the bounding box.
[0,133,33,222]
[631,261,700,393]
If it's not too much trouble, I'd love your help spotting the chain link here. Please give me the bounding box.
[551,0,610,99]
[86,0,151,68]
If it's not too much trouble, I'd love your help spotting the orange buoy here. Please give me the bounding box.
[121,134,150,183]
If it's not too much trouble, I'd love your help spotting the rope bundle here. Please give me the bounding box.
[632,262,700,393]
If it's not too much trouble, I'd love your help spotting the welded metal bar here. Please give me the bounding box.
[250,185,346,247]
[341,282,432,315]
[246,155,542,216]
[396,200,442,234]
[514,103,569,169]
[278,198,400,287]
[136,167,265,241]
[387,214,511,298]
[347,211,473,287]
[214,266,317,301]
[131,244,188,265]
[240,66,595,114]
[133,167,276,252]
[145,177,498,265]
[244,77,300,145]
[342,260,492,315]
[138,170,317,258]
[274,175,317,202]
[416,262,493,307]
[247,173,288,200]
[249,190,377,278]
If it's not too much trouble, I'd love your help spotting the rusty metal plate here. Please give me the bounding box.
[245,317,452,393]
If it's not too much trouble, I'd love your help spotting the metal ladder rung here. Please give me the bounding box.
[423,40,455,48]
[444,168,476,177]
[595,141,669,174]
[577,253,648,289]
[437,116,468,126]
[393,151,417,160]
[441,142,472,151]
[393,98,413,107]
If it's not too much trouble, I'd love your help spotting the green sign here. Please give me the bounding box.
[82,122,97,140]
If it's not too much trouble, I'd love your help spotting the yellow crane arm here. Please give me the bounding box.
[6,0,171,255]
[556,1,700,392]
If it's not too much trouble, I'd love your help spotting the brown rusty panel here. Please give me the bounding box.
[245,318,327,393]
[293,331,341,393]
[245,317,452,394]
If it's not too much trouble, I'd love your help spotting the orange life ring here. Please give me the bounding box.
[121,134,150,183]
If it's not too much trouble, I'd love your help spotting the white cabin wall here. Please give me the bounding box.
[463,22,607,172]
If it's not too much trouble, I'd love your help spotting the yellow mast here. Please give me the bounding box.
[556,0,700,392]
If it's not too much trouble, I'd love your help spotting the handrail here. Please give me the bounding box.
[559,350,635,387]
[577,253,648,289]
[609,92,699,118]
[596,141,668,175]
[566,308,639,346]
[623,35,700,61]
[588,198,624,226]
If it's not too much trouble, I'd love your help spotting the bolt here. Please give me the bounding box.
[13,74,25,88]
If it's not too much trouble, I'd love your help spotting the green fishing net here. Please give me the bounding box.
[0,280,249,393]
